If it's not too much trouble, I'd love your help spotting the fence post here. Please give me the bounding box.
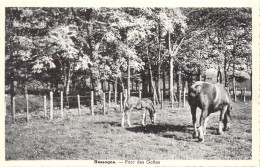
[124,89,128,110]
[61,91,63,118]
[171,91,174,108]
[153,89,156,105]
[103,93,106,115]
[12,96,15,123]
[240,88,243,100]
[139,90,141,98]
[120,92,124,127]
[78,95,81,115]
[178,90,182,107]
[234,87,237,102]
[120,92,123,113]
[50,91,53,120]
[161,91,163,109]
[115,90,117,105]
[44,95,47,118]
[91,91,94,115]
[108,91,111,108]
[26,94,29,123]
[183,88,186,108]
[243,87,246,102]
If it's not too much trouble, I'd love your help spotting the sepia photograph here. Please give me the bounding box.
[2,1,259,166]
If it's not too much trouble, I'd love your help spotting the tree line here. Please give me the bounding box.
[5,7,252,104]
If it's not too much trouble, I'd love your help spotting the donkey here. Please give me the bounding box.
[121,96,156,128]
[188,81,232,142]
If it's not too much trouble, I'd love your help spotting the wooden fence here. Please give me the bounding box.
[9,87,248,124]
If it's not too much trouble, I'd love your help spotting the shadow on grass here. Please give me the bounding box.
[93,121,220,141]
[127,124,222,141]
[126,124,193,134]
[94,121,121,127]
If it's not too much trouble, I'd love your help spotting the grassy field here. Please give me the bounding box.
[5,100,251,160]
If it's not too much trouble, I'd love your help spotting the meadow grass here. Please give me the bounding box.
[5,101,251,160]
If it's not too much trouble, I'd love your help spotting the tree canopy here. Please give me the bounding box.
[5,7,252,100]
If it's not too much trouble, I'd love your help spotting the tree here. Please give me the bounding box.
[182,8,251,93]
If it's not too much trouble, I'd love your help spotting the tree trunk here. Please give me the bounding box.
[55,79,59,95]
[148,76,152,95]
[224,69,227,87]
[65,65,71,96]
[162,68,166,99]
[197,67,201,81]
[250,73,252,99]
[92,76,103,104]
[232,62,236,101]
[157,23,162,103]
[224,53,228,87]
[114,78,118,104]
[10,69,15,115]
[63,62,67,93]
[119,76,125,93]
[101,81,104,91]
[141,71,149,97]
[24,67,28,95]
[147,47,159,104]
[127,38,130,99]
[217,66,222,83]
[169,32,174,106]
[177,69,182,102]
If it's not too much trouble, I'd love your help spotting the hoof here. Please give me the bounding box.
[192,132,198,138]
[198,137,204,142]
[223,127,229,131]
[217,131,224,135]
[224,124,231,131]
[224,128,230,131]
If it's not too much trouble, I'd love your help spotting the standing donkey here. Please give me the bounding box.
[188,81,232,142]
[121,96,156,128]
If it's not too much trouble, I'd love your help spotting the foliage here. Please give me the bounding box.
[5,7,252,98]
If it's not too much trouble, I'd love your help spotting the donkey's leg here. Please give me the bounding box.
[223,106,231,131]
[198,110,208,142]
[218,105,228,135]
[127,107,133,127]
[203,116,209,135]
[142,109,146,126]
[153,112,156,124]
[121,109,125,128]
[190,106,198,138]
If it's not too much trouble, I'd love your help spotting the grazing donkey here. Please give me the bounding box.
[121,96,156,128]
[188,81,232,142]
